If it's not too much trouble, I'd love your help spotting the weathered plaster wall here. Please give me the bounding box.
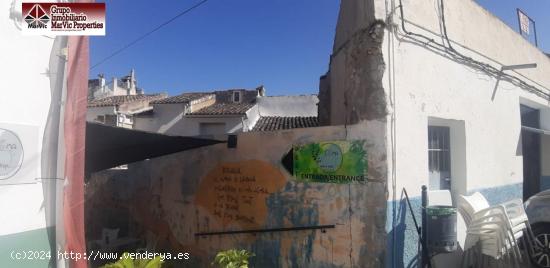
[326,18,387,125]
[86,122,388,267]
[382,0,550,198]
[313,1,391,266]
[376,0,550,267]
[318,0,550,267]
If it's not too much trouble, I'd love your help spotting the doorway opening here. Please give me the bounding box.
[521,104,541,200]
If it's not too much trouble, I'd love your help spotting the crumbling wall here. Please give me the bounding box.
[86,123,388,267]
[318,0,387,126]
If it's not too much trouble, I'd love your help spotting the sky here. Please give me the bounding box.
[475,0,550,53]
[90,0,340,96]
[90,0,549,97]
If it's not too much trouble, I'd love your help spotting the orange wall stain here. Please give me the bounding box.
[195,160,286,230]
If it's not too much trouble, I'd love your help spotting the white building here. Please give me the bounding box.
[88,69,142,99]
[87,69,167,128]
[318,0,550,267]
[87,94,167,128]
[133,87,319,136]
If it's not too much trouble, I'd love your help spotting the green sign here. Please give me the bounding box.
[293,140,368,183]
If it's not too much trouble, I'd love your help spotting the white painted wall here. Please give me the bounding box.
[0,0,55,236]
[243,104,260,131]
[184,116,245,136]
[256,95,318,117]
[363,1,550,265]
[379,0,550,200]
[134,103,186,134]
[427,117,467,201]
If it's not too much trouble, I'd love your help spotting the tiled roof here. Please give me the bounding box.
[189,103,254,116]
[151,93,213,104]
[252,116,319,131]
[87,94,165,107]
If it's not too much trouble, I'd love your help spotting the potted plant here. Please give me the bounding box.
[212,249,254,268]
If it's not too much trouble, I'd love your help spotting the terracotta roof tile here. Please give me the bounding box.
[189,103,254,116]
[151,93,214,104]
[252,116,318,131]
[87,94,165,107]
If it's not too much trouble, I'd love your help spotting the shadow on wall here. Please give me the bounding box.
[387,184,523,268]
[386,195,422,268]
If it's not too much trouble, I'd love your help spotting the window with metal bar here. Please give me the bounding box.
[428,126,451,190]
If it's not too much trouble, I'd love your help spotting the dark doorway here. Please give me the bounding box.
[521,104,541,200]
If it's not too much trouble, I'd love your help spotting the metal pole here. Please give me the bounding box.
[421,185,429,267]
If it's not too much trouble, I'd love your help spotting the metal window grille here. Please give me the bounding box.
[428,126,451,190]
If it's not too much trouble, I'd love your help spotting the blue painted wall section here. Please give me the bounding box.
[262,182,319,267]
[386,193,422,268]
[475,183,523,206]
[385,183,522,268]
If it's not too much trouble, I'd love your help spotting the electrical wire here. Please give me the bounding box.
[90,0,210,70]
[397,0,550,100]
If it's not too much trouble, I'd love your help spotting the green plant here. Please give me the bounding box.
[100,252,163,268]
[212,249,254,268]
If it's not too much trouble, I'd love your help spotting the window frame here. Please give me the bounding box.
[233,91,241,103]
[428,125,452,190]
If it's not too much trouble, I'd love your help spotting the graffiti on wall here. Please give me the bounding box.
[293,140,368,183]
[195,160,286,229]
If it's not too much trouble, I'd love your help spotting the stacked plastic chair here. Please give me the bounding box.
[458,192,535,267]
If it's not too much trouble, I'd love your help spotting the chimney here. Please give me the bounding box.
[130,69,136,88]
[256,85,266,97]
[112,77,117,93]
[98,74,105,89]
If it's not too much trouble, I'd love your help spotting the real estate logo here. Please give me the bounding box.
[22,2,105,36]
[24,4,50,29]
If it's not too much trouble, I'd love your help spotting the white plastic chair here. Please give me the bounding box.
[459,192,535,267]
[463,205,521,266]
[459,193,532,243]
[457,192,490,226]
